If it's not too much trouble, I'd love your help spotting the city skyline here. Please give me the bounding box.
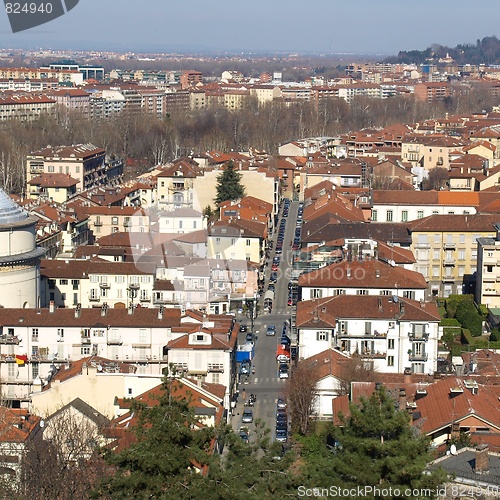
[0,0,497,56]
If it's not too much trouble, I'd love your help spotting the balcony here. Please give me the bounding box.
[409,353,428,362]
[172,363,188,372]
[0,335,20,345]
[94,220,103,227]
[443,242,456,250]
[409,332,429,341]
[128,283,140,290]
[88,295,100,302]
[99,282,110,289]
[123,220,132,228]
[483,275,496,282]
[207,363,224,373]
[415,243,431,249]
[107,338,123,346]
[442,276,455,283]
[139,296,150,302]
[360,351,386,359]
[443,259,455,266]
[81,337,91,345]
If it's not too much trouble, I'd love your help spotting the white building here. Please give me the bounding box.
[296,295,441,375]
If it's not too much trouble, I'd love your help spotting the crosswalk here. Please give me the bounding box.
[253,377,286,384]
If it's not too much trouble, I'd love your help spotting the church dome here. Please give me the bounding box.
[0,189,27,225]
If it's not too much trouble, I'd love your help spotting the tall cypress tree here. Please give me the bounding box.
[215,160,245,206]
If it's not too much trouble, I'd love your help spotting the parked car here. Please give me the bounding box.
[239,428,249,443]
[245,332,254,343]
[276,420,287,431]
[275,429,288,443]
[277,397,287,409]
[267,325,276,336]
[242,409,253,423]
[240,361,251,375]
[239,324,248,333]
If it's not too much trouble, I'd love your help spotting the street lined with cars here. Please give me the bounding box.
[231,198,297,444]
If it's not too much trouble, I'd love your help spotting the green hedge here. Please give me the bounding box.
[440,318,461,327]
[461,329,473,345]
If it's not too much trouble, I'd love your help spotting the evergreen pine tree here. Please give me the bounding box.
[215,160,245,206]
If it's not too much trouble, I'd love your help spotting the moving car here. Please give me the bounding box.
[266,325,276,336]
[239,324,248,333]
[239,428,249,443]
[242,409,253,423]
[278,363,289,379]
[245,332,254,343]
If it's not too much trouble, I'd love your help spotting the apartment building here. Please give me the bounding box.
[414,82,452,102]
[156,159,202,209]
[296,295,440,375]
[86,206,150,238]
[409,214,499,297]
[27,173,79,203]
[476,224,500,308]
[40,259,156,309]
[0,306,182,405]
[0,94,56,122]
[26,144,123,192]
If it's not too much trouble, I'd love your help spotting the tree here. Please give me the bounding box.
[94,379,215,499]
[421,167,449,191]
[302,386,446,496]
[215,160,245,206]
[286,360,318,435]
[338,355,377,396]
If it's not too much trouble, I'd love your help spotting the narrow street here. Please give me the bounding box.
[231,201,299,443]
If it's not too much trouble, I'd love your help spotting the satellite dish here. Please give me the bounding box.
[450,444,457,456]
[39,420,45,428]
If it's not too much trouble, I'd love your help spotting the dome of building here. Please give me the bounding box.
[0,189,27,224]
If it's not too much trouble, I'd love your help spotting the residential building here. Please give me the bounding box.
[85,206,150,239]
[296,295,441,374]
[298,259,427,301]
[26,144,123,192]
[476,224,500,308]
[158,208,207,234]
[409,214,498,297]
[27,173,79,203]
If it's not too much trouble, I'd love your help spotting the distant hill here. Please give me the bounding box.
[383,36,500,65]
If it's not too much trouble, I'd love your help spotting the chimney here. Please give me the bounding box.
[197,376,203,387]
[128,304,134,315]
[158,306,164,320]
[375,269,380,278]
[101,303,108,317]
[378,297,382,311]
[74,303,81,318]
[420,299,425,308]
[346,268,351,278]
[475,444,489,473]
[399,302,405,314]
[49,301,55,313]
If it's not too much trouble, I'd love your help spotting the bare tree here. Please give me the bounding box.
[286,361,318,435]
[338,355,377,396]
[422,167,449,191]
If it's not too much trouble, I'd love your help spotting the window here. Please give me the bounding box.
[115,275,124,283]
[81,347,91,355]
[434,235,440,245]
[32,328,38,341]
[388,339,395,350]
[316,331,328,341]
[401,210,408,222]
[471,250,477,261]
[139,329,147,343]
[90,275,99,283]
[196,334,204,341]
[458,249,465,261]
[246,239,251,246]
[433,250,440,260]
[8,363,15,378]
[71,279,79,290]
[387,356,395,367]
[212,373,220,384]
[32,362,39,378]
[364,322,371,335]
[403,291,415,300]
[179,220,183,229]
[48,165,54,172]
[380,290,391,295]
[417,210,424,219]
[61,293,66,301]
[432,266,439,277]
[371,210,377,221]
[76,166,80,173]
[216,237,220,245]
[48,279,56,290]
[386,210,393,222]
[459,234,465,244]
[458,266,465,277]
[311,289,323,299]
[111,217,118,225]
[357,290,368,295]
[486,265,493,273]
[57,328,64,338]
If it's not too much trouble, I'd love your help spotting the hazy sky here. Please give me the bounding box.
[0,0,498,55]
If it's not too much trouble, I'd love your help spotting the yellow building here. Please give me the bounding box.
[409,214,499,298]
